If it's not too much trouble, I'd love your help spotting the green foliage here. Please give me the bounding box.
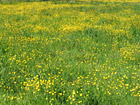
[0,1,140,105]
[0,0,48,3]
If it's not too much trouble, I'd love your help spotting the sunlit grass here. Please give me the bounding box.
[0,0,140,105]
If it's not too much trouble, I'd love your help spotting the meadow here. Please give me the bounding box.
[0,0,140,104]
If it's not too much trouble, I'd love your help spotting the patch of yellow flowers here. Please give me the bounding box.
[0,0,140,104]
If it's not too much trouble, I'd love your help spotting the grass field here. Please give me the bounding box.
[0,0,140,104]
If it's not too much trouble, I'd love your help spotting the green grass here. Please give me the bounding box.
[0,1,140,105]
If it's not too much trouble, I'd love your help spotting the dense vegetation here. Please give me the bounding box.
[0,0,140,104]
[0,0,140,3]
[0,0,43,3]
